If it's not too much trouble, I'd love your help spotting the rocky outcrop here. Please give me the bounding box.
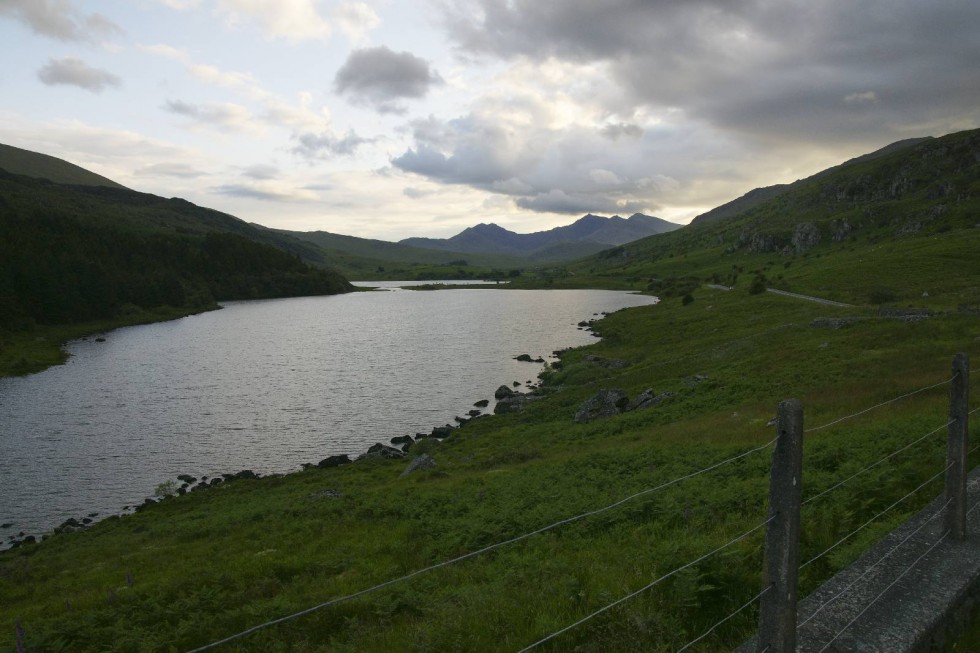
[810,317,866,329]
[584,355,630,369]
[792,222,821,254]
[514,354,546,363]
[359,443,406,460]
[494,393,538,415]
[400,454,436,477]
[430,425,455,439]
[495,385,515,399]
[575,388,676,423]
[317,454,352,468]
[574,389,629,422]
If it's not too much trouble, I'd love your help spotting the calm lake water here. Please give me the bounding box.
[0,286,657,542]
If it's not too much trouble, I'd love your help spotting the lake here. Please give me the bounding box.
[0,286,657,542]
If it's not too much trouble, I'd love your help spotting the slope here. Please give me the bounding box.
[0,143,127,189]
[554,128,980,308]
[3,130,980,653]
[273,228,527,279]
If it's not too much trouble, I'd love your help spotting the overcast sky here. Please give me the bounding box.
[1,1,978,240]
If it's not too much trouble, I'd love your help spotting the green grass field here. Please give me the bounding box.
[3,283,977,652]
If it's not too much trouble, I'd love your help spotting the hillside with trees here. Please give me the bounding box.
[0,167,353,373]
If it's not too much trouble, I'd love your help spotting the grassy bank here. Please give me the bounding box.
[3,284,978,651]
[0,304,219,378]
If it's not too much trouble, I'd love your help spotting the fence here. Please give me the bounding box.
[178,354,972,651]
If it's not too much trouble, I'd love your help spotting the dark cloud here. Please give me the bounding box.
[334,46,442,114]
[516,190,648,215]
[0,0,122,42]
[213,183,316,202]
[37,57,120,93]
[393,110,677,216]
[242,164,279,180]
[600,122,643,140]
[291,130,372,159]
[163,99,252,130]
[441,0,980,145]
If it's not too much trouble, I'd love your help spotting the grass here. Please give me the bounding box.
[0,304,219,378]
[3,284,978,652]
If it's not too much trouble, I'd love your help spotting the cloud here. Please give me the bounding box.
[439,1,980,146]
[600,122,643,140]
[291,129,372,159]
[214,0,331,41]
[0,0,123,42]
[214,181,319,202]
[37,57,121,93]
[164,99,258,132]
[844,91,878,105]
[515,190,648,215]
[334,46,443,114]
[135,162,208,178]
[391,92,690,218]
[241,164,279,179]
[334,1,380,43]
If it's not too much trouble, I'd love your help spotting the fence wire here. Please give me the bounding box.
[805,377,953,433]
[799,498,950,629]
[518,516,774,652]
[802,420,952,507]
[186,374,975,651]
[675,586,770,653]
[816,528,950,652]
[800,462,952,570]
[186,438,776,652]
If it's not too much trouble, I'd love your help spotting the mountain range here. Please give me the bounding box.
[400,213,680,259]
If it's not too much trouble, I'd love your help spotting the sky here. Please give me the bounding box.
[1,1,979,241]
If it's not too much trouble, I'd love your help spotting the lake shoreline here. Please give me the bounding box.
[1,287,652,550]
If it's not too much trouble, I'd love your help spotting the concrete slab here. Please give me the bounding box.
[737,468,980,652]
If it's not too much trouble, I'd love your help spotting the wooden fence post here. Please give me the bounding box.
[945,353,970,540]
[757,399,804,653]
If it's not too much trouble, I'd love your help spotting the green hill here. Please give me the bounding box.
[272,227,528,280]
[551,128,980,308]
[0,164,354,375]
[0,143,127,189]
[2,130,980,651]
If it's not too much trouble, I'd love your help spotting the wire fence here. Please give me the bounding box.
[181,361,973,652]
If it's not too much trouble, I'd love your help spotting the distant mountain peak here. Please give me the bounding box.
[398,212,681,260]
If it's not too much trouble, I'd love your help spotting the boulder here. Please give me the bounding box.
[400,453,437,477]
[495,385,515,399]
[360,443,406,460]
[222,469,259,481]
[308,489,343,499]
[474,399,490,407]
[585,355,630,369]
[431,425,454,439]
[317,454,352,468]
[514,354,534,362]
[494,393,537,414]
[574,389,629,423]
[468,409,482,417]
[390,435,414,445]
[625,390,674,412]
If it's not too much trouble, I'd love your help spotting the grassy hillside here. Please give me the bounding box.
[525,128,980,310]
[2,282,976,652]
[0,169,353,376]
[275,228,527,280]
[0,143,127,189]
[3,130,979,651]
